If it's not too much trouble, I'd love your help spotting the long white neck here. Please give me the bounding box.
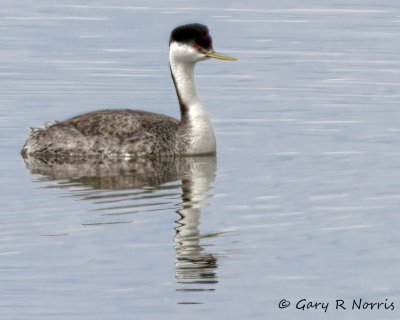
[169,58,198,110]
[169,42,216,155]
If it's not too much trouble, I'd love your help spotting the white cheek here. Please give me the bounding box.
[169,42,205,63]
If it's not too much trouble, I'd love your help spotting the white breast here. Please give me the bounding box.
[186,102,216,154]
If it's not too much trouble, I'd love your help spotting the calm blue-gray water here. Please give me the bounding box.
[1,1,400,319]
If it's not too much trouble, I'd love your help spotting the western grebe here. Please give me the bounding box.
[21,23,236,158]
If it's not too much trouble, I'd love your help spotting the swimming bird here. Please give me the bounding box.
[21,23,236,158]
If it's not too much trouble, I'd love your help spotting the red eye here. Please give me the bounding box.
[193,43,202,49]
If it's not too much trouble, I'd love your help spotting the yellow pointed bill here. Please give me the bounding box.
[206,51,237,61]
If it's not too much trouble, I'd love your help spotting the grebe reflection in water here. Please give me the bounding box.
[24,155,220,294]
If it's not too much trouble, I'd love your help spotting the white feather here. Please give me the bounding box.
[169,42,216,154]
